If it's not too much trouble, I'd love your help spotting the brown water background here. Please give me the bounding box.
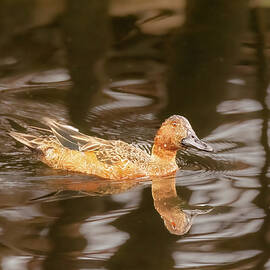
[0,1,270,269]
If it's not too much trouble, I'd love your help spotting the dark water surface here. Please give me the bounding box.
[0,1,270,269]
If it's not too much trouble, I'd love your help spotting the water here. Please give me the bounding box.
[0,1,270,269]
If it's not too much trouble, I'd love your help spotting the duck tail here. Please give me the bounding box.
[9,131,39,149]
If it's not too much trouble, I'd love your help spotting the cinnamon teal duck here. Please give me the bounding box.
[9,115,213,180]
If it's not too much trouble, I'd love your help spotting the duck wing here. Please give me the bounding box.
[44,118,113,152]
[44,118,101,151]
[44,119,150,165]
[81,139,150,165]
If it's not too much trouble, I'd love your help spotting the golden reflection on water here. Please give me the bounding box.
[151,176,212,235]
[43,175,212,236]
[0,0,270,269]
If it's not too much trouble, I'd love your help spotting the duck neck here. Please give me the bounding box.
[151,144,177,164]
[151,131,179,162]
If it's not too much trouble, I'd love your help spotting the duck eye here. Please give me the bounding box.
[172,122,177,127]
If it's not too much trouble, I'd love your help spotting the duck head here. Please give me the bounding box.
[153,115,213,157]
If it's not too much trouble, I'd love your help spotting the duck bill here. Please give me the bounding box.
[181,132,213,152]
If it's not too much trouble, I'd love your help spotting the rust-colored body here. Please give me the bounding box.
[9,115,212,180]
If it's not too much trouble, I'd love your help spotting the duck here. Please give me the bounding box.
[9,115,213,180]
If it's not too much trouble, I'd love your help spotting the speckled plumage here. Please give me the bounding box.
[9,115,212,180]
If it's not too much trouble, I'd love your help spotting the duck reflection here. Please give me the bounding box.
[42,175,212,235]
[151,176,212,235]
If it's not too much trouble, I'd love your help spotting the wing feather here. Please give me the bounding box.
[42,119,150,166]
[81,140,150,165]
[44,118,90,150]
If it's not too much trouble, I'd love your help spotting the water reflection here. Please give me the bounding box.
[166,0,248,132]
[42,175,211,236]
[0,0,270,269]
[151,176,212,235]
[63,0,110,126]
